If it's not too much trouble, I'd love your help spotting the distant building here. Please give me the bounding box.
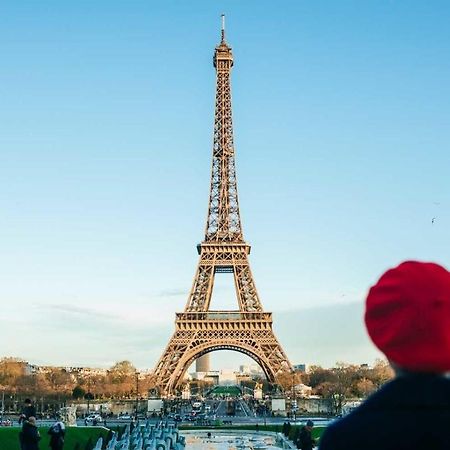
[342,400,363,415]
[238,364,264,376]
[294,383,312,397]
[25,363,38,375]
[293,364,306,372]
[196,354,210,372]
[21,363,109,377]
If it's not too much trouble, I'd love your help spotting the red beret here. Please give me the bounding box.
[365,261,450,372]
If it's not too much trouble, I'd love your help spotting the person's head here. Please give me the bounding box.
[365,261,450,374]
[24,398,32,406]
[306,419,314,430]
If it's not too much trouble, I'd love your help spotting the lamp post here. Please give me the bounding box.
[1,390,4,421]
[86,377,91,415]
[291,371,297,420]
[135,371,140,418]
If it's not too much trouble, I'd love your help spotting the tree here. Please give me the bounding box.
[354,378,375,398]
[0,358,27,388]
[370,359,394,387]
[72,386,86,399]
[106,361,136,398]
[109,361,136,383]
[313,364,357,415]
[308,366,336,389]
[276,370,303,394]
[139,373,156,396]
[46,368,73,393]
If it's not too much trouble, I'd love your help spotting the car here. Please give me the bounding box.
[118,414,132,420]
[0,418,12,426]
[85,414,102,424]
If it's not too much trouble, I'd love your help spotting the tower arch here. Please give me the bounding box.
[167,342,277,394]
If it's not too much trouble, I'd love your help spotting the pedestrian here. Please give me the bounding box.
[297,420,315,450]
[285,421,291,438]
[20,416,40,450]
[293,427,301,448]
[319,261,450,450]
[48,417,65,450]
[19,399,37,425]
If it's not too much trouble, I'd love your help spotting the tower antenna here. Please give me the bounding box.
[221,14,225,42]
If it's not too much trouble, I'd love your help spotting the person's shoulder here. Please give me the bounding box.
[320,410,375,450]
[319,376,450,449]
[319,421,344,450]
[319,386,394,449]
[373,374,450,407]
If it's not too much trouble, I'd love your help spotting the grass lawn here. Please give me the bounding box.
[0,427,110,450]
[208,386,242,396]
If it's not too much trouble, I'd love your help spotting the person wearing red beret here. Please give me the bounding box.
[319,261,450,450]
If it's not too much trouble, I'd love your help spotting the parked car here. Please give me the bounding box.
[85,414,102,425]
[118,413,132,420]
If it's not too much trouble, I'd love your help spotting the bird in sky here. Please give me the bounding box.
[432,217,436,224]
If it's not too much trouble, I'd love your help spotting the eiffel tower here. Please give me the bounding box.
[153,16,293,397]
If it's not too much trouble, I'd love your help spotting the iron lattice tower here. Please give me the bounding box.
[153,17,293,396]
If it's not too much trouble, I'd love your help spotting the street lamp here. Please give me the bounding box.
[1,389,4,421]
[291,371,298,421]
[85,377,94,416]
[135,371,140,418]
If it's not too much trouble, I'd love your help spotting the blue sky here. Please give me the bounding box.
[1,1,449,371]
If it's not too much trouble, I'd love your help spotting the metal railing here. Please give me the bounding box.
[176,311,272,321]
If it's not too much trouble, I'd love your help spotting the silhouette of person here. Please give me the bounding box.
[19,399,36,424]
[298,420,315,450]
[319,261,450,450]
[20,416,40,450]
[48,417,65,450]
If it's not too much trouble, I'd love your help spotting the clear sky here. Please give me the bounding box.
[1,1,449,371]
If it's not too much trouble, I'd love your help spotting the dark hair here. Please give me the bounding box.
[25,399,32,404]
[306,420,314,427]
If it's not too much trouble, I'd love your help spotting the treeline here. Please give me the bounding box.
[243,360,394,414]
[1,357,394,415]
[303,360,394,414]
[0,358,155,408]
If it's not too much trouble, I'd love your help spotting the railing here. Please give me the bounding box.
[176,311,272,321]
